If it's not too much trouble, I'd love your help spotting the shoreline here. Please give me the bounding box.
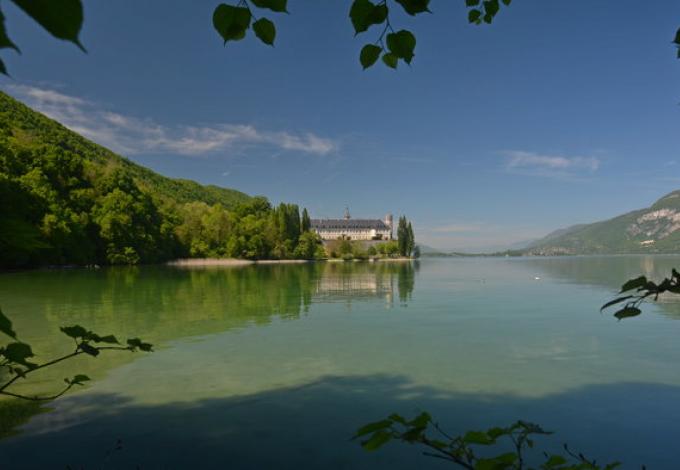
[167,257,416,267]
[166,258,311,267]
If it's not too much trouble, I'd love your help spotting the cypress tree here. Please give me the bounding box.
[397,216,408,257]
[301,208,311,232]
[288,204,301,243]
[407,222,415,257]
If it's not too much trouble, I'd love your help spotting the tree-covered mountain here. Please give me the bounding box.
[0,91,323,268]
[525,191,680,255]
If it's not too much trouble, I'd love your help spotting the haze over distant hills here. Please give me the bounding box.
[524,191,680,255]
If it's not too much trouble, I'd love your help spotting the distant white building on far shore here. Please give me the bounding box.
[311,208,393,241]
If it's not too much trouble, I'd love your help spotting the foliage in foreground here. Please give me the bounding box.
[354,412,620,469]
[0,306,152,401]
[600,269,680,320]
[1,0,678,75]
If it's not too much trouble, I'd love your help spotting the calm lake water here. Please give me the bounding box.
[2,256,680,468]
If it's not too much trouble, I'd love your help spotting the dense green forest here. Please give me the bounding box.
[0,92,324,268]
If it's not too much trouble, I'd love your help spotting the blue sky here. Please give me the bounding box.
[1,0,679,251]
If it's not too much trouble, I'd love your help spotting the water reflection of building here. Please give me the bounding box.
[312,262,417,307]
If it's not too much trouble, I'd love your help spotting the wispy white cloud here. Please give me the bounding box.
[503,150,600,178]
[8,85,337,157]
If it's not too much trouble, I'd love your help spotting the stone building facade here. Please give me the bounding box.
[311,209,393,241]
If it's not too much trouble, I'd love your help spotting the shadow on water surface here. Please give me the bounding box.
[1,374,679,469]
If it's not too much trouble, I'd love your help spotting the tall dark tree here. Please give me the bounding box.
[397,216,408,257]
[287,204,301,243]
[301,208,311,232]
[407,222,415,257]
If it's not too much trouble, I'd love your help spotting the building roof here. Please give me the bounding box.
[311,219,390,230]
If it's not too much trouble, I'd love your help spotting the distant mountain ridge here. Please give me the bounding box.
[526,191,680,255]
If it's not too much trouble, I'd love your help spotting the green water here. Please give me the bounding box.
[1,257,680,468]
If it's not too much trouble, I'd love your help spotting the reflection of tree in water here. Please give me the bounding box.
[0,261,420,429]
[1,261,420,356]
[397,262,417,303]
[521,256,680,319]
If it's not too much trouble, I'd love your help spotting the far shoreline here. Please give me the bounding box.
[167,258,309,267]
[166,257,417,267]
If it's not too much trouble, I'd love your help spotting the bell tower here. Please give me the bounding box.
[344,206,351,220]
[384,213,393,239]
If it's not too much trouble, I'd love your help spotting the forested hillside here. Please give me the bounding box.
[0,92,322,268]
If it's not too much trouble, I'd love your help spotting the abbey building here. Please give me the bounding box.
[311,208,393,241]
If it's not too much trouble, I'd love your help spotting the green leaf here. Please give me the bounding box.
[614,306,642,320]
[600,295,634,311]
[360,44,381,69]
[474,453,516,469]
[2,342,35,366]
[0,58,6,76]
[369,4,388,24]
[483,0,500,17]
[544,455,567,468]
[127,338,153,352]
[674,27,680,45]
[408,412,431,428]
[463,430,494,445]
[388,413,407,424]
[79,342,100,356]
[401,426,426,442]
[620,276,647,293]
[250,0,288,13]
[253,18,276,45]
[466,0,481,5]
[349,0,385,34]
[0,8,19,53]
[394,0,430,16]
[501,0,512,5]
[69,374,90,385]
[386,30,416,64]
[60,325,88,339]
[95,334,119,344]
[213,4,251,44]
[382,52,398,69]
[487,426,507,439]
[468,9,482,23]
[354,419,392,438]
[0,307,17,339]
[361,430,392,451]
[11,0,84,51]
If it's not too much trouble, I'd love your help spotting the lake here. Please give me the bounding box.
[1,256,680,468]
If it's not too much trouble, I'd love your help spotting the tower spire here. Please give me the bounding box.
[344,206,351,220]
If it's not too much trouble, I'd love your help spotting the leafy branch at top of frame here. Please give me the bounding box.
[353,411,622,469]
[600,269,680,320]
[1,1,679,76]
[0,306,152,402]
[0,0,84,75]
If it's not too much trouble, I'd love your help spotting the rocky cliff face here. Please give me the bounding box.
[627,208,680,241]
